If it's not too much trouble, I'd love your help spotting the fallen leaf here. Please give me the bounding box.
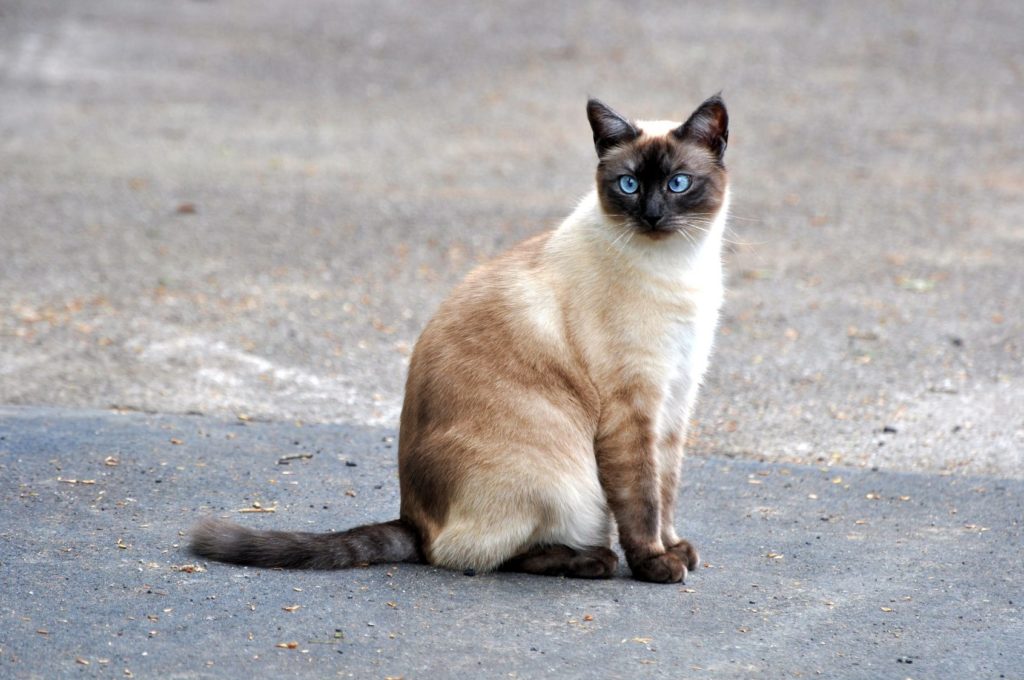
[281,605,300,613]
[171,564,206,573]
[58,477,96,485]
[583,614,594,621]
[104,456,119,467]
[276,641,299,649]
[765,552,784,559]
[169,438,183,445]
[880,607,893,612]
[631,637,653,644]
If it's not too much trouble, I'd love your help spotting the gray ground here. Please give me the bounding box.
[2,407,1022,678]
[1,0,1022,677]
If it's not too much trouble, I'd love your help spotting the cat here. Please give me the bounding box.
[191,94,730,583]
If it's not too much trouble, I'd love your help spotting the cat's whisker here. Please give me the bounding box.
[671,225,699,249]
[682,222,766,247]
[721,214,760,224]
[610,227,633,250]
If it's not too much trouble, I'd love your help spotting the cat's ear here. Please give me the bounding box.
[587,99,639,158]
[674,94,729,161]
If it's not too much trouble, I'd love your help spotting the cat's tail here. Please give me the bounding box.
[188,517,423,569]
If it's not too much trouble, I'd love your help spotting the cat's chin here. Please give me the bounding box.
[636,227,677,242]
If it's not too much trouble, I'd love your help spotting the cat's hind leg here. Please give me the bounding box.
[499,545,619,579]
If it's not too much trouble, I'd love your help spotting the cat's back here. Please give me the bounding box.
[411,231,568,376]
[399,229,598,446]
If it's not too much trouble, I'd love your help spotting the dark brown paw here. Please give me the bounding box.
[571,547,619,579]
[631,552,686,583]
[666,539,700,572]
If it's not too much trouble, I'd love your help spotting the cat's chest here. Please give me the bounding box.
[614,288,720,435]
[589,278,720,381]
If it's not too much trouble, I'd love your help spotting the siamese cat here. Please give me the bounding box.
[191,95,730,583]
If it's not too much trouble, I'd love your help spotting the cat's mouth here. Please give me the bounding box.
[633,217,711,245]
[633,218,691,241]
[608,216,705,246]
[638,226,676,241]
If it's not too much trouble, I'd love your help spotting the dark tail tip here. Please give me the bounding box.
[189,517,257,564]
[188,516,423,570]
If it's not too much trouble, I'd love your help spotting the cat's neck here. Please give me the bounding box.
[551,189,729,281]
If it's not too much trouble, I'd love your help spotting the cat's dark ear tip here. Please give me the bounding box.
[702,92,727,110]
[586,97,609,114]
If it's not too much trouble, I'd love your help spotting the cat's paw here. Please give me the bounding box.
[666,539,700,572]
[571,547,619,579]
[630,552,686,584]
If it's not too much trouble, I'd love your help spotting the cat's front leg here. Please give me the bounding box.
[595,395,687,584]
[658,430,700,573]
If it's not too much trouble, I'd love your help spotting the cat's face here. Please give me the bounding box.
[587,96,729,241]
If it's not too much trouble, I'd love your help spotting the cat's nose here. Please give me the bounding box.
[642,214,664,228]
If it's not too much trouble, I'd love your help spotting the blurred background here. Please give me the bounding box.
[1,0,1021,475]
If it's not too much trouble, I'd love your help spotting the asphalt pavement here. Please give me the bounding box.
[2,407,1021,678]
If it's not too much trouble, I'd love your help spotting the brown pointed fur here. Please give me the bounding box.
[190,96,730,583]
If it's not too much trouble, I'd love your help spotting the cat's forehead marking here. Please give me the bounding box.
[611,126,714,175]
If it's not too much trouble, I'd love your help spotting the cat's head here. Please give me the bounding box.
[586,96,729,242]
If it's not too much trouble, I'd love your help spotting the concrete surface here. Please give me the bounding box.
[0,0,1021,477]
[2,407,1021,678]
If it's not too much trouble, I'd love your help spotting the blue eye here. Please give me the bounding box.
[668,174,692,193]
[618,175,639,194]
